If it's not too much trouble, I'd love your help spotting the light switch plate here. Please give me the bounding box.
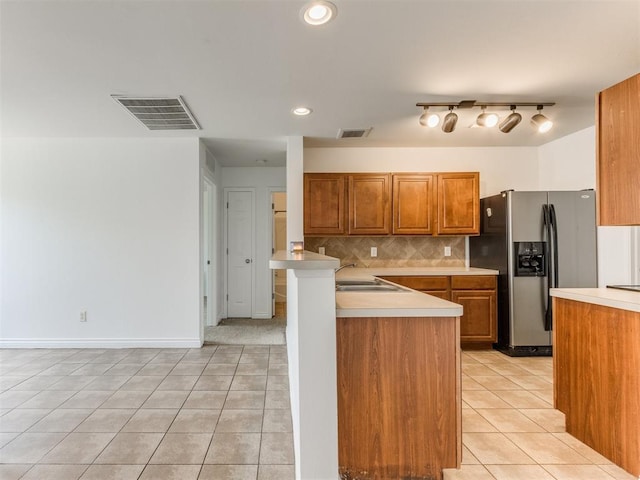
[444,246,452,257]
[318,247,325,255]
[371,247,377,257]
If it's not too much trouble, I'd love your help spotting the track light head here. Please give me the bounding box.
[499,106,522,133]
[531,106,553,133]
[442,107,458,133]
[476,107,499,128]
[419,107,440,128]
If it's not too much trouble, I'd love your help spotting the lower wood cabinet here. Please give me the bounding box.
[337,315,461,480]
[553,297,640,477]
[451,276,496,347]
[380,274,497,348]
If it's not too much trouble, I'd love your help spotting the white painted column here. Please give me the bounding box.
[270,251,340,480]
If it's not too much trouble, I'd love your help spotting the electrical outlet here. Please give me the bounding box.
[318,247,325,255]
[79,310,87,322]
[371,247,378,257]
[444,246,452,257]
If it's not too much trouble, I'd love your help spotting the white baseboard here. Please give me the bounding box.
[0,338,203,349]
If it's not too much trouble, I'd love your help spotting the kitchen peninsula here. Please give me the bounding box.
[270,254,496,479]
[335,266,496,479]
[551,287,640,478]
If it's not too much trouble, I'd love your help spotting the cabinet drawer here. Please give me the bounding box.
[451,275,496,290]
[423,290,451,301]
[380,276,450,290]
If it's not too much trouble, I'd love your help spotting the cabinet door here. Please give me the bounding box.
[392,174,435,234]
[597,73,640,226]
[348,174,391,235]
[451,290,496,342]
[436,173,480,235]
[304,174,346,235]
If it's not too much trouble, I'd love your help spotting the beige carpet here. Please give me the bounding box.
[204,318,286,345]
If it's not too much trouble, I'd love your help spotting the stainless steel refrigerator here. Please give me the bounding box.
[469,190,598,356]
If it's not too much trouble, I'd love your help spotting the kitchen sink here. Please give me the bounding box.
[336,284,407,292]
[335,278,407,292]
[335,279,379,286]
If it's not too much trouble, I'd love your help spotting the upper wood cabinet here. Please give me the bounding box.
[597,73,640,226]
[392,174,434,235]
[304,174,347,235]
[303,171,480,236]
[348,174,391,235]
[436,172,480,235]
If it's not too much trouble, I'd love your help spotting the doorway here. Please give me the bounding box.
[225,189,255,318]
[272,192,287,318]
[202,178,217,327]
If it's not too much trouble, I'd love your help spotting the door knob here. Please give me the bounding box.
[245,259,251,264]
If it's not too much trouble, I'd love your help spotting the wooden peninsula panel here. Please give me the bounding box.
[553,297,640,477]
[336,316,461,480]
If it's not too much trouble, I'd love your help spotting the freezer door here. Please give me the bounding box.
[548,191,598,288]
[508,191,551,347]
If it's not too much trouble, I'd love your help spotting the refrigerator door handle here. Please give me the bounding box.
[544,204,559,331]
[543,204,553,331]
[549,204,559,287]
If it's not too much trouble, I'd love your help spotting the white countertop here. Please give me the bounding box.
[335,266,498,280]
[336,288,463,318]
[551,288,640,314]
[335,272,465,318]
[335,266,497,318]
[269,250,340,270]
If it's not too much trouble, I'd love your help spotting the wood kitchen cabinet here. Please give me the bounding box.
[337,314,461,479]
[451,275,496,347]
[553,296,640,477]
[436,172,480,235]
[379,275,450,300]
[303,171,480,236]
[348,174,391,235]
[380,274,497,348]
[303,174,347,235]
[597,73,640,226]
[392,174,435,234]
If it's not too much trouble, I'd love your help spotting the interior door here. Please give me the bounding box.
[227,190,254,318]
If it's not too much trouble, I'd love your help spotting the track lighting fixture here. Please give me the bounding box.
[499,106,522,133]
[419,107,440,128]
[416,100,555,134]
[442,107,458,133]
[530,106,553,133]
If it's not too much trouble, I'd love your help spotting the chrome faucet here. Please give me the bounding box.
[335,263,356,273]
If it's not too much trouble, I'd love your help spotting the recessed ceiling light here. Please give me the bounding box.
[292,106,312,116]
[301,1,337,26]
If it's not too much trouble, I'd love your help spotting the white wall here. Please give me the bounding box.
[221,166,286,318]
[537,126,638,286]
[537,126,596,191]
[0,138,202,347]
[303,146,540,197]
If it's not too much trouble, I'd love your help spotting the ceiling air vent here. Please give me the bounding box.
[112,95,200,130]
[337,127,372,139]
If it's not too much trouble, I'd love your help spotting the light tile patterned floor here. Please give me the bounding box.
[444,350,637,480]
[0,346,293,480]
[2,346,638,480]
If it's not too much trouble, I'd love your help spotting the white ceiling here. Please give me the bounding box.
[1,1,639,166]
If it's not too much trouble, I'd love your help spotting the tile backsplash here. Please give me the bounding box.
[304,236,466,268]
